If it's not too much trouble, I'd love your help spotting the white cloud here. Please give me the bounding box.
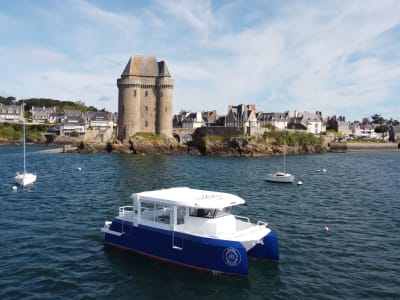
[1,0,399,121]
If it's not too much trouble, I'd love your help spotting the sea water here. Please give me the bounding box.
[0,146,399,299]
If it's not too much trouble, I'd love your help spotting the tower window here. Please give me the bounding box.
[145,91,148,97]
[134,90,137,97]
[145,106,148,111]
[145,120,148,127]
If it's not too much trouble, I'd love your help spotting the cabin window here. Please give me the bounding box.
[140,201,170,224]
[176,206,186,225]
[190,208,214,218]
[154,203,170,224]
[214,207,233,218]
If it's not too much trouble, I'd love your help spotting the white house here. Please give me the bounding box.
[0,103,23,123]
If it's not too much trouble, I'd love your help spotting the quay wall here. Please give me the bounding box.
[330,142,399,152]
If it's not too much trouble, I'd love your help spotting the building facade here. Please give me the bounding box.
[117,55,174,141]
[0,103,23,123]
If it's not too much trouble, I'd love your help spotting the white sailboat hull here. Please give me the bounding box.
[266,172,294,183]
[15,172,37,186]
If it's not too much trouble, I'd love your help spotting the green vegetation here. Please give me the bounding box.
[347,138,386,143]
[0,96,103,113]
[0,122,48,142]
[134,132,162,142]
[262,130,322,146]
[70,130,80,137]
[0,123,20,140]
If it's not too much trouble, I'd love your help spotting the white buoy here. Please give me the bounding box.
[297,181,303,185]
[324,226,329,232]
[12,185,18,190]
[78,167,82,171]
[323,168,326,172]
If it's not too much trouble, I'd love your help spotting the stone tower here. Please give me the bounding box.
[117,55,174,141]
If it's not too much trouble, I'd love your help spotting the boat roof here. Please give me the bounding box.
[131,187,245,209]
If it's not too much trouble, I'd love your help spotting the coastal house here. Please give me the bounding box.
[85,112,114,142]
[173,111,190,128]
[225,104,258,128]
[87,112,113,131]
[0,103,23,123]
[257,111,290,129]
[337,120,352,137]
[182,112,204,129]
[349,121,378,139]
[389,125,400,142]
[288,111,325,134]
[60,115,86,137]
[202,110,218,127]
[31,106,57,124]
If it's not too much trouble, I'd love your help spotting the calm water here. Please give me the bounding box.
[0,146,399,299]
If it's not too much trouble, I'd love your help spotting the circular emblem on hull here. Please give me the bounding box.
[222,247,241,267]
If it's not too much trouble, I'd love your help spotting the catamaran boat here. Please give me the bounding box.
[101,187,279,275]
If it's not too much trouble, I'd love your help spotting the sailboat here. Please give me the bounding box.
[15,118,37,187]
[266,127,294,183]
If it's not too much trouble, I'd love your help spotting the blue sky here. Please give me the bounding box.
[1,0,399,121]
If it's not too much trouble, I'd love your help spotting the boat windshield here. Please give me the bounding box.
[189,206,232,218]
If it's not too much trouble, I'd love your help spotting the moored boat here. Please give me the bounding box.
[265,171,294,183]
[15,117,36,187]
[101,187,279,275]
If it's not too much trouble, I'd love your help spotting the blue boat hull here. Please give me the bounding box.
[104,219,279,275]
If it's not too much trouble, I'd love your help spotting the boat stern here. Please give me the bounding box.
[247,231,279,261]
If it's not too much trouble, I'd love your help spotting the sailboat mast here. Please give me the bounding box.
[283,128,286,173]
[283,124,287,173]
[23,118,26,174]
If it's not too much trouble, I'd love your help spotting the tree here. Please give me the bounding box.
[70,130,80,137]
[371,114,384,124]
[375,124,389,139]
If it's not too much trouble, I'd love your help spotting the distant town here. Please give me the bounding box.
[1,54,399,144]
[1,97,399,144]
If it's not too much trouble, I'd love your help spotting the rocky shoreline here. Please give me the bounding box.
[2,136,398,156]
